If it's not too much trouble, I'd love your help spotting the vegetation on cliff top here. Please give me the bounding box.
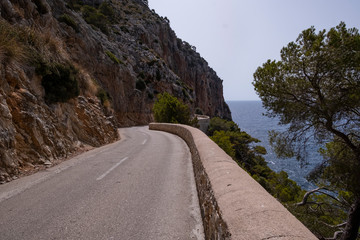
[253,22,360,240]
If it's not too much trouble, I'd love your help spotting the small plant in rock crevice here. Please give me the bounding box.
[105,50,123,64]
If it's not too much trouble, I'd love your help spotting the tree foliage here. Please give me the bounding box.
[208,118,303,205]
[253,22,360,240]
[153,92,195,125]
[210,130,235,158]
[207,117,239,136]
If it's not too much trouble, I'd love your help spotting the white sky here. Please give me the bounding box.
[148,0,360,100]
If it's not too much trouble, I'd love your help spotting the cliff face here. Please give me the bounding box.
[0,0,231,182]
[0,62,119,182]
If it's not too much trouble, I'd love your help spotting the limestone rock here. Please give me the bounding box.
[0,61,119,182]
[0,0,231,181]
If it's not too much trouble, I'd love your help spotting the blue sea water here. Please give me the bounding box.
[227,101,322,190]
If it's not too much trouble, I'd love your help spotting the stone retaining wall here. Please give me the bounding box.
[196,115,210,134]
[149,123,317,240]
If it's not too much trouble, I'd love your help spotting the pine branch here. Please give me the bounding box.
[324,230,343,240]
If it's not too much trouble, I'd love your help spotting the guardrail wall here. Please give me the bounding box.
[149,123,317,240]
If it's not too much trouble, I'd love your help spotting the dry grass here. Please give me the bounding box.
[0,20,26,64]
[76,67,99,97]
[0,18,67,68]
[21,26,65,65]
[75,65,114,112]
[0,18,113,109]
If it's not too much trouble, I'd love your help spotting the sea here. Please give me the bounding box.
[227,101,323,190]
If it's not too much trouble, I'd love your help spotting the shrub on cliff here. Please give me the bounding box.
[40,63,80,103]
[153,92,193,125]
[58,14,79,32]
[82,5,109,34]
[99,2,116,23]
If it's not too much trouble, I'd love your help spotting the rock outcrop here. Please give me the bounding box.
[0,57,119,182]
[0,0,231,182]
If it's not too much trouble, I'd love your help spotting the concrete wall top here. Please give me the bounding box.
[149,123,317,240]
[195,115,210,133]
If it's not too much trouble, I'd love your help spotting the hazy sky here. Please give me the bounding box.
[148,0,360,100]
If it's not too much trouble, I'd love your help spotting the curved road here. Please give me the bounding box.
[0,126,204,240]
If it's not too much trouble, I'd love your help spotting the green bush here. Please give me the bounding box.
[195,108,203,115]
[210,131,235,158]
[208,118,303,205]
[153,92,192,125]
[58,14,79,32]
[40,63,79,103]
[208,117,240,135]
[82,5,109,34]
[99,2,116,22]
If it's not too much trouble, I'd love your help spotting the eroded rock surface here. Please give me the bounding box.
[0,0,231,181]
[0,63,119,182]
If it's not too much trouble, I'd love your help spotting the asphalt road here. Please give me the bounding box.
[0,126,204,240]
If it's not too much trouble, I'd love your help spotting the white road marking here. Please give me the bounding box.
[142,139,147,145]
[96,157,129,181]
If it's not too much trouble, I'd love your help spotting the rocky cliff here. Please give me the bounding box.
[0,0,231,182]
